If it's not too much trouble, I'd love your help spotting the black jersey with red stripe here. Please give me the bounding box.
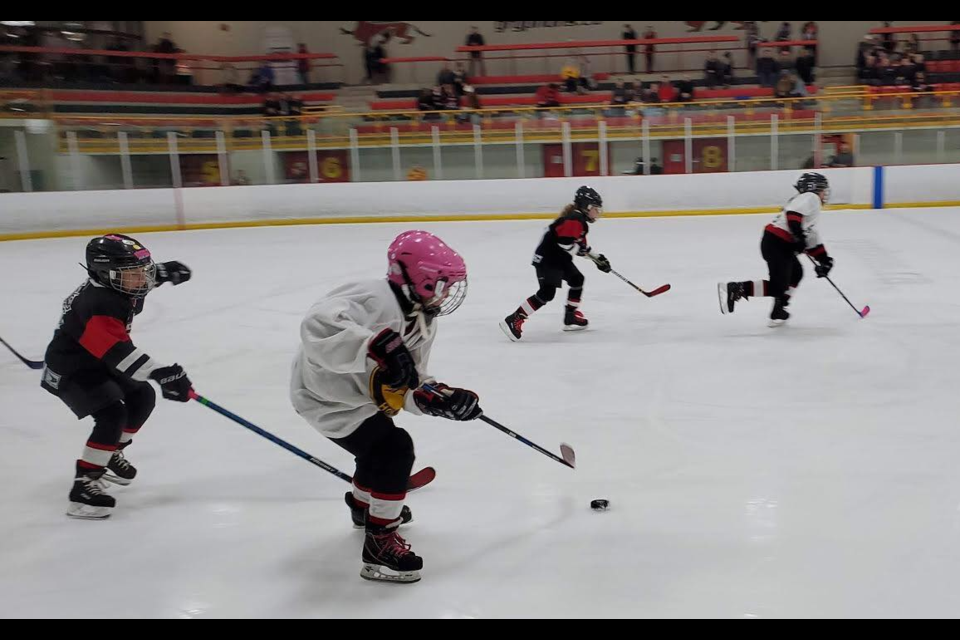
[534,209,590,266]
[44,280,159,383]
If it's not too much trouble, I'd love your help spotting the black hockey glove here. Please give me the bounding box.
[815,256,835,279]
[593,254,613,274]
[368,329,419,390]
[414,384,483,422]
[156,261,193,287]
[150,364,193,402]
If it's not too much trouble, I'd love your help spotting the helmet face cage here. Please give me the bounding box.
[429,278,468,318]
[109,261,157,297]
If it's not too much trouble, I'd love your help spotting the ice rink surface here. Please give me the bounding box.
[2,207,960,618]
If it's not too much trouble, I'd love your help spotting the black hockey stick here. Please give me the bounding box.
[805,256,871,319]
[190,392,436,491]
[0,336,44,370]
[423,385,576,470]
[588,254,671,298]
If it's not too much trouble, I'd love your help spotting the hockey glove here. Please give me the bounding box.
[414,384,483,421]
[368,329,419,390]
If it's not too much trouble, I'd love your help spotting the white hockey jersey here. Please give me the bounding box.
[291,279,435,439]
[765,191,824,251]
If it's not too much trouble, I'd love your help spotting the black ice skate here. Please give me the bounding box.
[499,312,525,342]
[103,450,137,487]
[563,310,589,332]
[718,282,747,315]
[361,523,423,584]
[67,466,116,520]
[769,300,791,328]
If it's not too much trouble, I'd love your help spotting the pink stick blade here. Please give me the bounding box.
[860,306,871,319]
[560,443,577,469]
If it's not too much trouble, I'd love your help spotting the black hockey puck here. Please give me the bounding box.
[591,499,610,511]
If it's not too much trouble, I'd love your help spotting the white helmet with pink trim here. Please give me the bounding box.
[387,231,468,317]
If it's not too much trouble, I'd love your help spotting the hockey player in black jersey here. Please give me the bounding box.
[719,173,835,327]
[500,186,612,341]
[42,235,194,519]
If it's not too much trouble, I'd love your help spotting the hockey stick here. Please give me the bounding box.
[588,255,671,298]
[190,391,436,491]
[805,256,871,319]
[422,385,576,470]
[0,336,44,370]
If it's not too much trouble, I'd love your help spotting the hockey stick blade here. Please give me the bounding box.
[407,467,436,492]
[0,337,44,370]
[859,306,871,320]
[560,443,577,469]
[643,284,672,298]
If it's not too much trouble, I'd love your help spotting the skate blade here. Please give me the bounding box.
[499,320,521,342]
[768,319,788,328]
[67,503,112,520]
[563,324,589,332]
[102,473,133,487]
[361,564,421,584]
[717,283,730,315]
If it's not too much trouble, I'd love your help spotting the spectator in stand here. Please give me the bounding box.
[705,53,721,89]
[536,82,562,108]
[250,63,275,94]
[801,21,819,63]
[757,44,778,88]
[437,63,456,89]
[643,25,658,73]
[364,43,378,84]
[829,142,856,168]
[642,83,662,104]
[375,36,391,83]
[952,22,960,52]
[561,59,581,93]
[623,24,638,74]
[721,53,734,87]
[285,93,304,136]
[795,50,816,85]
[746,21,761,67]
[466,26,487,77]
[417,88,437,111]
[895,56,916,86]
[877,52,897,86]
[298,43,312,85]
[775,22,792,42]
[778,49,795,72]
[658,76,677,103]
[775,71,795,99]
[155,32,177,84]
[677,75,695,103]
[882,22,897,53]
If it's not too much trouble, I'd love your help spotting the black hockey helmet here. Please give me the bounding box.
[574,186,603,222]
[85,234,157,298]
[795,172,830,197]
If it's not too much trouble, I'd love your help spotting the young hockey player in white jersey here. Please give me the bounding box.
[291,231,483,584]
[719,173,835,327]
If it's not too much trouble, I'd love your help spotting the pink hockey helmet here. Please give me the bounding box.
[387,231,468,317]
